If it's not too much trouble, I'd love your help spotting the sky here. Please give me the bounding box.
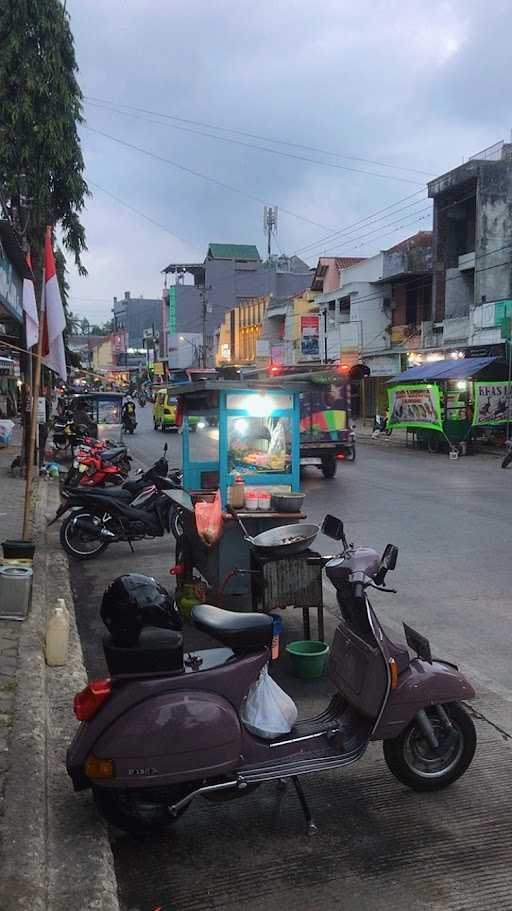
[65,0,512,324]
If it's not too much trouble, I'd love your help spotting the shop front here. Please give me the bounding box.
[386,355,508,452]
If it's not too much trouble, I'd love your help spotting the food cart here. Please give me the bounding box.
[167,378,324,630]
[65,392,124,442]
[386,356,508,453]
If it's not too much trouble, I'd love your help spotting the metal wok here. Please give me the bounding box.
[228,506,319,557]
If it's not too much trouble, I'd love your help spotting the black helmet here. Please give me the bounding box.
[100,574,182,645]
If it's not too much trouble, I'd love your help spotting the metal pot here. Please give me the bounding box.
[227,507,318,556]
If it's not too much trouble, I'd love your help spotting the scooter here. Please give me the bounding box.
[67,515,476,836]
[122,412,137,434]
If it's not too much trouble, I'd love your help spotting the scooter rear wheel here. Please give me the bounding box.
[60,511,109,560]
[93,784,193,835]
[383,702,476,792]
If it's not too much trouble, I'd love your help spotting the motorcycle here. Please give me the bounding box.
[138,393,146,408]
[64,441,131,489]
[51,454,182,560]
[66,514,476,835]
[122,412,137,434]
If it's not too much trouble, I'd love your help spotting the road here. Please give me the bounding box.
[125,404,512,694]
[67,404,512,911]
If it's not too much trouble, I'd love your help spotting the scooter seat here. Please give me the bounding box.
[101,447,127,461]
[76,487,132,499]
[191,604,272,654]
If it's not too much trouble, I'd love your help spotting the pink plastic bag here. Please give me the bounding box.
[194,490,223,546]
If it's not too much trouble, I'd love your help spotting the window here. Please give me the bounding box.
[406,288,418,325]
[227,416,292,475]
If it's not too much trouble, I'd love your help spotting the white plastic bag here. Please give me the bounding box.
[241,664,298,740]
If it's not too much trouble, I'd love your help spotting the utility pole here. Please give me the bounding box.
[200,286,212,367]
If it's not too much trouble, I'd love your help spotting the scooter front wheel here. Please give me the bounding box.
[93,784,193,835]
[383,702,476,792]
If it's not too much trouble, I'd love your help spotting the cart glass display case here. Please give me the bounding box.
[176,383,300,506]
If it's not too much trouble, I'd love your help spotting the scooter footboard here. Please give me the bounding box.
[372,657,475,740]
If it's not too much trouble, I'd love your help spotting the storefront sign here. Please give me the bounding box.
[271,344,285,366]
[168,286,176,334]
[0,250,22,322]
[37,397,47,425]
[363,354,401,377]
[153,361,164,376]
[473,381,512,425]
[300,316,319,359]
[387,384,442,430]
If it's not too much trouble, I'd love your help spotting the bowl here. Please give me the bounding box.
[270,492,305,513]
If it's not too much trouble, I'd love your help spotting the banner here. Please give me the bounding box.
[300,316,319,359]
[472,381,512,425]
[387,384,443,430]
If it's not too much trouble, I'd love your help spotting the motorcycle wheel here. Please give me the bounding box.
[383,702,476,792]
[59,511,109,560]
[501,452,512,468]
[93,784,193,835]
[170,508,184,539]
[347,444,356,462]
[321,456,337,479]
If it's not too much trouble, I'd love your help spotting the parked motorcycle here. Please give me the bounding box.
[64,441,131,488]
[66,514,476,835]
[51,452,182,559]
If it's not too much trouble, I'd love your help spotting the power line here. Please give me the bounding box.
[85,95,433,179]
[84,125,340,233]
[88,180,200,252]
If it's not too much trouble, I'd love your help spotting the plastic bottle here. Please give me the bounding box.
[270,614,283,660]
[229,474,246,509]
[45,598,70,666]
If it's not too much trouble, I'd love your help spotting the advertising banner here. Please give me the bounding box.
[387,384,443,430]
[472,381,512,425]
[300,316,319,359]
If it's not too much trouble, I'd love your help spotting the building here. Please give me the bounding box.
[315,234,433,415]
[311,256,366,294]
[68,335,109,369]
[112,291,163,351]
[427,140,512,358]
[215,297,267,366]
[0,222,27,415]
[259,288,318,366]
[162,242,312,366]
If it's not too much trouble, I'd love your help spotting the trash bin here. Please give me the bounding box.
[0,565,33,621]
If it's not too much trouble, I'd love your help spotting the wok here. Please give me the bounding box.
[227,506,319,557]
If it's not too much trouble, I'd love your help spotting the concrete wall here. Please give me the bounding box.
[475,162,512,307]
[341,253,384,284]
[114,295,163,348]
[174,284,203,333]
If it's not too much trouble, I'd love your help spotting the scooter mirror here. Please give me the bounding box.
[135,468,143,476]
[321,514,345,541]
[381,543,398,570]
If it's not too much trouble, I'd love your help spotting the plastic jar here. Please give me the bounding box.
[246,491,259,511]
[258,490,271,511]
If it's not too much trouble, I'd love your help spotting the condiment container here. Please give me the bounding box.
[229,475,246,508]
[258,490,271,511]
[246,491,259,511]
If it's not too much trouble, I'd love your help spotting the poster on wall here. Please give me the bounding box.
[472,381,512,425]
[387,384,443,430]
[300,316,320,359]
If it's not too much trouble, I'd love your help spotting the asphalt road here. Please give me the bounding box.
[67,404,512,911]
[125,404,512,694]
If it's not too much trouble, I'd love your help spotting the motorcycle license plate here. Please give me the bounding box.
[79,463,87,474]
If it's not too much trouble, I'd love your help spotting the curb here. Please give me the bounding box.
[0,481,120,911]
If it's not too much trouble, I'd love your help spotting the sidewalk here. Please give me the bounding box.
[354,419,503,456]
[0,426,119,911]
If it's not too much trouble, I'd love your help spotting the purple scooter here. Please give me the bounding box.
[67,514,476,836]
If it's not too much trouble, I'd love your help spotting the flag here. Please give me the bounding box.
[42,228,67,381]
[22,252,39,349]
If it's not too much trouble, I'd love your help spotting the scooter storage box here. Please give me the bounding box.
[103,628,184,675]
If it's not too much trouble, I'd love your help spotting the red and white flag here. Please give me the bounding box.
[42,227,67,381]
[22,252,39,349]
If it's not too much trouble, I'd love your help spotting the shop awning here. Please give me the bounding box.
[389,356,499,383]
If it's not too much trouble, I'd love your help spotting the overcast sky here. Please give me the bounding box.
[66,0,511,324]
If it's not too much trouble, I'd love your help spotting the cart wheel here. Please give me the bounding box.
[321,456,337,479]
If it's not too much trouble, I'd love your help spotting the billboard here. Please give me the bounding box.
[387,384,443,431]
[300,316,320,359]
[473,381,512,425]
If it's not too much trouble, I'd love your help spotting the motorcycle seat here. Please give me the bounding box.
[77,487,132,500]
[101,447,126,461]
[191,604,272,654]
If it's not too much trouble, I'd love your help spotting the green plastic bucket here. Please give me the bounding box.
[286,640,329,680]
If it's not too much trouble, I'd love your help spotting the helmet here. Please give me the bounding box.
[100,574,182,645]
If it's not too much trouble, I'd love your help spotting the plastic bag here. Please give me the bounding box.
[241,664,298,740]
[0,420,14,447]
[194,489,223,546]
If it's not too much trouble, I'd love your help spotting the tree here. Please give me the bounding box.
[0,0,88,280]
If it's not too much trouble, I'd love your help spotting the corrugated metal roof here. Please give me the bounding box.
[208,243,260,261]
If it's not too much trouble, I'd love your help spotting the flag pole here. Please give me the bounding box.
[22,261,46,539]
